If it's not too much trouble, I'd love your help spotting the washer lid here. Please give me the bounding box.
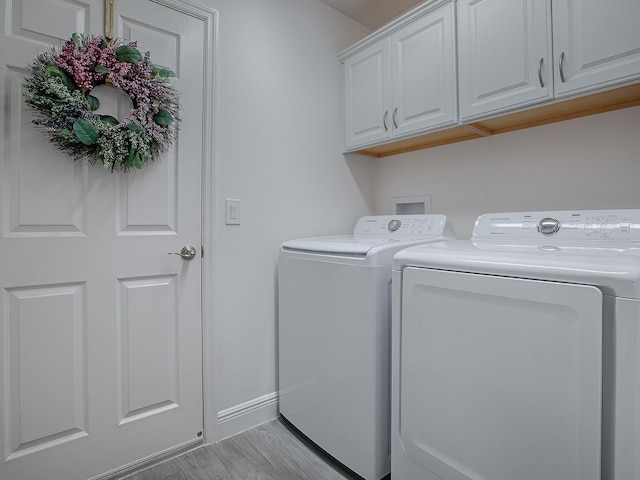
[281,214,455,257]
[394,209,640,298]
[281,235,388,256]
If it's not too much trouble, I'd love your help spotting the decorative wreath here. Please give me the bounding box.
[22,33,180,172]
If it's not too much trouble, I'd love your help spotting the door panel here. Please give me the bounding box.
[398,268,602,480]
[6,283,88,458]
[9,0,91,44]
[457,0,552,120]
[0,1,206,479]
[344,39,391,149]
[391,2,456,136]
[117,274,179,422]
[553,0,640,97]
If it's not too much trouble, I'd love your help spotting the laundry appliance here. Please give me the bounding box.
[279,214,455,480]
[391,209,640,480]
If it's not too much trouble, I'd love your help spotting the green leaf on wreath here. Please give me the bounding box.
[60,129,74,138]
[115,45,142,64]
[45,65,76,91]
[125,148,142,169]
[73,119,99,145]
[99,39,108,49]
[153,109,174,126]
[94,65,110,74]
[71,33,82,47]
[87,95,100,111]
[151,64,176,78]
[99,115,119,125]
[126,120,142,131]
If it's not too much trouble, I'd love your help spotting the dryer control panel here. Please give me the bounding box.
[473,209,640,244]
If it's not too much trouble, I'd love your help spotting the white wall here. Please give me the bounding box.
[204,0,372,438]
[372,106,640,239]
[204,0,640,440]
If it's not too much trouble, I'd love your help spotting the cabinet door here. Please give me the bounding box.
[344,39,391,149]
[458,0,552,121]
[553,0,640,98]
[391,3,457,137]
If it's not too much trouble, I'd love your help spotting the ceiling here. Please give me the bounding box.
[318,0,425,30]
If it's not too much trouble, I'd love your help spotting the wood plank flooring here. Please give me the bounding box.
[123,417,368,480]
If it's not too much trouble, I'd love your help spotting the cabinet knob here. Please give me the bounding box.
[383,111,388,131]
[559,51,566,83]
[393,107,398,129]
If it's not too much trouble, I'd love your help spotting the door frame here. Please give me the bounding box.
[151,0,220,445]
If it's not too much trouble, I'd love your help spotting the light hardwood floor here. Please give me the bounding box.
[123,417,369,480]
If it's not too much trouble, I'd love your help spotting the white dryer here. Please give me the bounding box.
[279,215,455,480]
[391,209,640,480]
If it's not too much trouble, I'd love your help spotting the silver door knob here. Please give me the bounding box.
[168,245,197,260]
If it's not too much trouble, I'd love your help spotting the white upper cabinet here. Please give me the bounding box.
[458,0,640,121]
[343,0,456,150]
[391,6,457,137]
[553,0,640,98]
[344,39,392,148]
[457,0,552,122]
[340,0,640,156]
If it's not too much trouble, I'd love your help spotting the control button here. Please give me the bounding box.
[537,217,560,235]
[388,219,401,232]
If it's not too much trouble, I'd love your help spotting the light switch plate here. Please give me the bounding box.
[225,198,240,225]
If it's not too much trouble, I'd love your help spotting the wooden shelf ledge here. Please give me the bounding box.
[350,83,640,158]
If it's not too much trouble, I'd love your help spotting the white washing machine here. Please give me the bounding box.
[391,209,640,480]
[278,214,455,480]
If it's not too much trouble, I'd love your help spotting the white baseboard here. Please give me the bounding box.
[216,391,279,441]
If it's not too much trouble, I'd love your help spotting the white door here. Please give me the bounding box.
[391,2,457,137]
[0,1,207,479]
[344,38,391,150]
[395,267,602,480]
[457,0,552,121]
[552,0,640,98]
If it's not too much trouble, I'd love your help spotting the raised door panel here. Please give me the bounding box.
[391,3,457,137]
[553,0,640,97]
[4,284,88,459]
[458,0,552,121]
[344,39,391,150]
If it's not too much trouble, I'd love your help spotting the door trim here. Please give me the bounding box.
[151,0,219,444]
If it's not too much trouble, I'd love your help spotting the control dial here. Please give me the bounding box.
[388,219,401,232]
[537,217,560,235]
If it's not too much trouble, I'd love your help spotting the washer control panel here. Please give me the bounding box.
[354,214,450,238]
[473,210,640,244]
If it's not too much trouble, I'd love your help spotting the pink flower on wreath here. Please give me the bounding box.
[57,35,103,92]
[56,36,144,93]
